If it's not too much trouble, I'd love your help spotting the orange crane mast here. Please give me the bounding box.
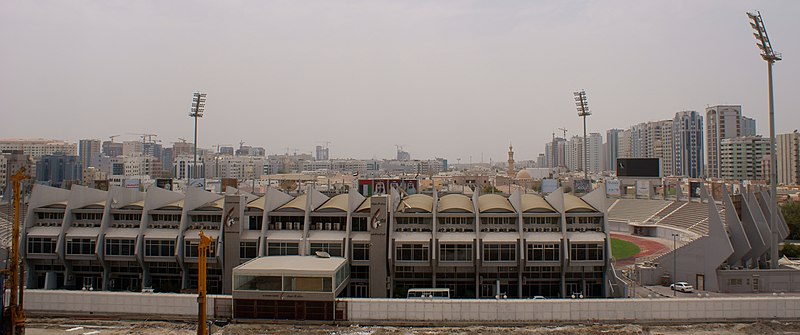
[196,231,213,335]
[4,168,28,335]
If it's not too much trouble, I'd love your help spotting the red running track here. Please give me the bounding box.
[610,233,670,267]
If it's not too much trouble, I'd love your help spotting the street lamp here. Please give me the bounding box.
[672,233,679,297]
[574,90,591,180]
[747,11,781,269]
[189,91,207,182]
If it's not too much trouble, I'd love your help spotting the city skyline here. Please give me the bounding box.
[1,1,799,162]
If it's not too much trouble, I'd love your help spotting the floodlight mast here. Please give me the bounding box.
[747,11,781,269]
[190,92,207,182]
[574,90,591,180]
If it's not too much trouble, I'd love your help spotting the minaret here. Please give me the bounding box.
[507,143,515,176]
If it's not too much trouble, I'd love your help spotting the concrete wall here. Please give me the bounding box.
[343,297,800,323]
[24,290,226,318]
[22,290,800,324]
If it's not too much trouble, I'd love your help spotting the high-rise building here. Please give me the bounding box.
[565,136,583,172]
[673,111,704,178]
[706,105,742,179]
[316,145,330,161]
[777,132,800,185]
[587,133,603,174]
[545,137,566,168]
[35,153,82,188]
[605,129,622,172]
[0,138,77,160]
[720,136,770,181]
[742,116,757,137]
[122,141,143,156]
[102,140,123,157]
[535,154,546,169]
[79,139,101,169]
[0,150,32,195]
[618,129,632,159]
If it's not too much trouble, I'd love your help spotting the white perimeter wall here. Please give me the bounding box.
[21,290,800,324]
[343,297,800,323]
[24,290,222,318]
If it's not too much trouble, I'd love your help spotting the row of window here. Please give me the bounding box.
[566,217,603,224]
[112,213,142,222]
[74,213,103,221]
[151,214,181,222]
[395,243,594,262]
[191,214,221,223]
[36,212,64,220]
[66,238,96,255]
[106,239,135,256]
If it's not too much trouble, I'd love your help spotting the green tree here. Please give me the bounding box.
[782,202,800,240]
[482,185,503,194]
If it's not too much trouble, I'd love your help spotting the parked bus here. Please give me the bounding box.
[406,288,450,299]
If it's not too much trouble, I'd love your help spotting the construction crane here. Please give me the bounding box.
[196,231,213,335]
[557,128,568,139]
[109,134,120,143]
[177,137,188,143]
[3,168,28,334]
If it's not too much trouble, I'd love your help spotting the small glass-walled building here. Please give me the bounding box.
[232,255,349,320]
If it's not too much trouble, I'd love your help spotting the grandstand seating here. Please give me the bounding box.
[656,201,708,233]
[607,199,672,223]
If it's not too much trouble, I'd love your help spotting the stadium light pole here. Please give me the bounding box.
[190,91,207,182]
[574,90,591,180]
[747,11,781,269]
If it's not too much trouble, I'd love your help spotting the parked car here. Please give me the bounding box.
[532,296,546,300]
[670,282,694,293]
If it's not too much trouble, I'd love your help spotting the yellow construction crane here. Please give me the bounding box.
[4,168,28,335]
[196,231,213,335]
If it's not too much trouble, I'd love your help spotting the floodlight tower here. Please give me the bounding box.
[190,91,207,181]
[574,90,590,179]
[747,11,781,269]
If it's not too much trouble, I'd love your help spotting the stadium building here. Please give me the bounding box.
[21,182,613,299]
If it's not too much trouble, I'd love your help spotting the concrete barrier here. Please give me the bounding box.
[21,290,800,324]
[342,297,800,324]
[23,290,229,319]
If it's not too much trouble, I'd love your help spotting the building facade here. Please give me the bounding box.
[673,111,704,178]
[0,139,77,160]
[706,105,742,179]
[777,133,800,185]
[35,154,82,188]
[79,139,101,169]
[605,129,621,172]
[22,184,612,299]
[720,136,770,181]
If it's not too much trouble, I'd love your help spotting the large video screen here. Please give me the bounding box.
[616,158,660,178]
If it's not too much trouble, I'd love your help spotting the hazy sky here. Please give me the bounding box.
[1,1,798,162]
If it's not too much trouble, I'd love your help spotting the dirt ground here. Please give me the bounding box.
[23,318,800,335]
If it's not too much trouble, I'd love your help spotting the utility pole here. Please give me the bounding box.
[747,11,781,268]
[190,92,207,183]
[574,90,591,179]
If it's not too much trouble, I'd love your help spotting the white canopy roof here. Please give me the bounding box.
[481,232,519,242]
[307,231,346,242]
[265,230,303,241]
[567,231,606,242]
[437,232,476,242]
[394,232,432,243]
[104,228,140,239]
[26,226,61,237]
[524,232,563,242]
[234,255,347,277]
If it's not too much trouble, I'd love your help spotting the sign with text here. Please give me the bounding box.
[605,179,621,196]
